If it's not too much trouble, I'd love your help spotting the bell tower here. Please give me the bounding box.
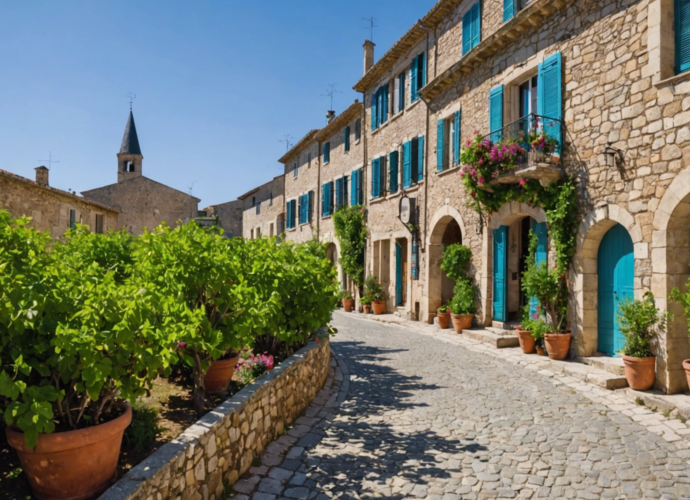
[117,109,143,183]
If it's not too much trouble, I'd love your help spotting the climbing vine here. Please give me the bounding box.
[333,205,367,293]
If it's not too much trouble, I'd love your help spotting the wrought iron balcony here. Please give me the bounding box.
[484,113,565,188]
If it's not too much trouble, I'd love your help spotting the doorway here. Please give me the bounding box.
[395,239,408,307]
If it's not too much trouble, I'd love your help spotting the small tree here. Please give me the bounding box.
[618,293,668,358]
[333,206,367,295]
[441,244,477,315]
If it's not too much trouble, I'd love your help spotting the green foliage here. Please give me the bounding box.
[437,303,450,313]
[670,282,690,338]
[364,275,388,302]
[459,133,526,194]
[520,309,550,341]
[359,295,372,305]
[440,244,472,282]
[521,230,568,332]
[450,278,477,315]
[338,290,353,300]
[333,206,367,289]
[618,293,668,358]
[125,402,163,452]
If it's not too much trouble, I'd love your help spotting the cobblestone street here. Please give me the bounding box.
[230,313,690,499]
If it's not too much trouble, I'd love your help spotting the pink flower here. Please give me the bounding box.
[532,313,538,319]
[519,179,527,186]
[459,172,465,178]
[473,130,479,135]
[178,342,187,349]
[478,176,484,184]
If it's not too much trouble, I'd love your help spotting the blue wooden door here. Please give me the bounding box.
[598,224,634,356]
[395,243,403,306]
[493,226,508,321]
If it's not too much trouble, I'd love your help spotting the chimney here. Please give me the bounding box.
[363,40,375,75]
[326,110,336,123]
[35,166,49,186]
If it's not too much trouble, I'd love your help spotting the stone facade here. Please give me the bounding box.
[82,110,200,236]
[203,200,243,238]
[239,175,285,240]
[100,337,330,500]
[0,167,118,238]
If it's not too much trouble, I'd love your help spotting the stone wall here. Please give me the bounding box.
[100,337,331,500]
[0,170,119,238]
[82,176,199,236]
[205,199,243,238]
[241,176,284,239]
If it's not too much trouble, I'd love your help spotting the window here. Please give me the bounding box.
[350,169,363,206]
[69,209,76,229]
[335,176,348,211]
[410,52,426,103]
[250,229,254,239]
[677,0,690,73]
[256,201,261,215]
[371,83,389,130]
[355,119,361,141]
[95,214,104,234]
[344,126,351,152]
[323,142,330,163]
[293,162,298,178]
[372,157,387,199]
[389,150,399,194]
[519,76,539,118]
[504,0,533,22]
[286,199,297,229]
[437,111,461,172]
[270,223,274,237]
[462,3,481,55]
[322,181,333,217]
[394,72,406,114]
[489,85,504,141]
[298,192,313,225]
[256,227,261,238]
[403,136,425,187]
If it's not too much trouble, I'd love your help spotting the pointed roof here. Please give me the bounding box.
[119,110,142,155]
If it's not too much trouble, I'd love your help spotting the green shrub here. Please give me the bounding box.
[618,293,668,358]
[450,278,477,315]
[360,295,373,305]
[364,275,388,302]
[333,207,367,292]
[440,244,473,282]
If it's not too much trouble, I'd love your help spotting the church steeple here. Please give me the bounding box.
[117,110,143,183]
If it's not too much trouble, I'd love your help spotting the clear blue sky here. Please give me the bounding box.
[0,1,434,207]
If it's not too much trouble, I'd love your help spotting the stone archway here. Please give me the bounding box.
[483,202,547,326]
[571,205,644,360]
[652,167,690,393]
[425,205,467,322]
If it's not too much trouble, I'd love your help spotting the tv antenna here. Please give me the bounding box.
[38,151,60,170]
[279,134,294,152]
[322,83,342,111]
[188,180,199,195]
[362,16,378,42]
[126,92,137,110]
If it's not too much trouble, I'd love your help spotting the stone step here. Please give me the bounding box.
[623,389,690,419]
[486,326,518,336]
[462,328,520,348]
[580,356,626,376]
[554,361,629,390]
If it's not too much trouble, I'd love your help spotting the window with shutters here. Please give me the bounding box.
[389,150,399,194]
[323,142,330,164]
[677,0,690,74]
[354,119,361,142]
[256,201,261,215]
[371,157,387,200]
[351,169,363,206]
[286,199,297,229]
[462,3,481,56]
[403,136,425,187]
[393,71,406,115]
[437,112,462,172]
[503,0,533,22]
[69,209,76,229]
[293,162,298,178]
[322,182,333,218]
[344,126,351,152]
[410,53,426,103]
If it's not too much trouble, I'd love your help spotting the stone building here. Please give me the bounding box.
[314,101,364,290]
[0,166,118,237]
[82,110,199,235]
[203,200,243,238]
[238,175,285,240]
[279,130,320,244]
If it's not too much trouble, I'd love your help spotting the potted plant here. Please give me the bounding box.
[669,283,690,389]
[516,308,536,354]
[203,351,241,393]
[617,293,668,391]
[365,275,388,315]
[340,290,354,312]
[437,303,451,329]
[450,278,477,333]
[521,231,571,360]
[360,294,373,314]
[0,217,174,500]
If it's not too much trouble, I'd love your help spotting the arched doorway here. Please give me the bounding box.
[440,219,463,305]
[597,223,634,356]
[427,210,466,318]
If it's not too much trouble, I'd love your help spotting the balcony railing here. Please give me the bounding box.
[484,113,565,188]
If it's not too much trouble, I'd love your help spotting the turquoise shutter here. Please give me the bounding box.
[453,110,461,166]
[399,72,406,110]
[417,136,424,182]
[538,52,562,153]
[351,170,357,206]
[472,3,481,49]
[529,221,549,318]
[372,158,380,198]
[371,90,378,130]
[437,119,445,171]
[287,200,293,228]
[389,151,399,193]
[677,0,690,73]
[356,169,363,205]
[504,0,515,22]
[322,184,328,217]
[410,56,418,102]
[493,226,508,322]
[403,141,412,187]
[344,126,350,152]
[382,85,389,124]
[323,142,330,163]
[489,85,504,141]
[462,8,472,55]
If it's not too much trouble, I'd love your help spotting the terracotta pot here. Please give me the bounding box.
[536,346,546,356]
[622,354,656,391]
[204,355,240,393]
[372,300,386,315]
[517,330,536,354]
[437,311,451,329]
[544,333,571,360]
[6,403,132,500]
[451,314,464,333]
[683,360,690,390]
[460,314,474,330]
[342,298,354,312]
[363,304,372,314]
